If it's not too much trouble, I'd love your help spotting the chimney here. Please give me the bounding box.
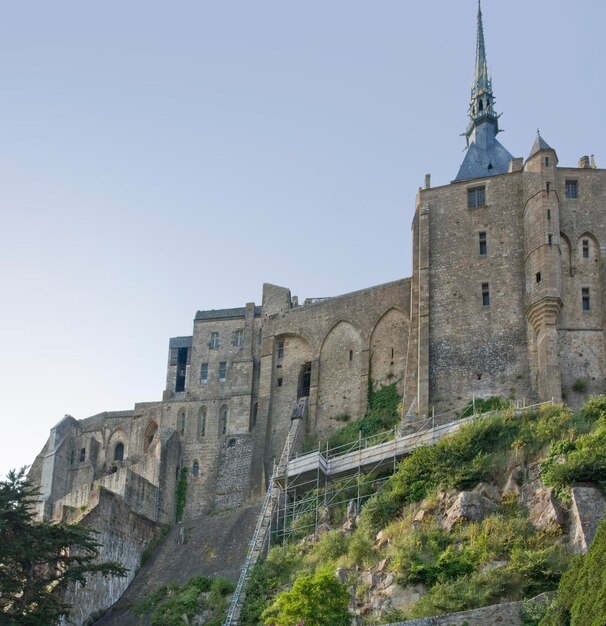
[578,155,590,168]
[425,174,431,189]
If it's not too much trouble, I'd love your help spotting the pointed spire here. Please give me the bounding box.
[475,1,488,91]
[529,130,554,158]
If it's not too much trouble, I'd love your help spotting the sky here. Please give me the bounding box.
[1,1,605,477]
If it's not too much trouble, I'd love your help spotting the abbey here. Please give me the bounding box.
[27,4,606,623]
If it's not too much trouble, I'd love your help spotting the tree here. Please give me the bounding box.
[261,571,352,626]
[0,468,127,625]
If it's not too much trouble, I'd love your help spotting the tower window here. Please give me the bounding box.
[547,209,551,220]
[218,361,227,382]
[467,186,485,209]
[548,234,553,247]
[565,180,578,198]
[233,329,244,347]
[79,448,86,463]
[582,239,589,258]
[277,341,284,359]
[198,406,206,438]
[209,332,220,349]
[349,350,353,362]
[479,232,487,255]
[546,182,550,193]
[200,363,208,383]
[114,442,124,462]
[545,157,549,167]
[582,288,590,311]
[277,377,283,387]
[192,460,199,476]
[536,272,541,283]
[219,405,228,435]
[482,283,490,306]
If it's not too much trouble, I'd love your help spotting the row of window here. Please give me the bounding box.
[176,402,258,438]
[476,232,594,258]
[481,282,593,310]
[200,361,228,382]
[208,329,244,350]
[467,179,579,210]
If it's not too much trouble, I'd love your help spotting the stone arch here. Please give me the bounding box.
[107,427,128,462]
[113,442,125,462]
[143,420,158,453]
[219,404,228,436]
[316,320,364,439]
[576,232,601,263]
[178,408,186,436]
[198,406,207,439]
[560,231,572,276]
[369,307,409,394]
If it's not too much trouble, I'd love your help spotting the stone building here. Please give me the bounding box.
[27,3,606,623]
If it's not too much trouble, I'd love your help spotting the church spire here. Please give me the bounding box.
[466,0,498,142]
[454,1,512,181]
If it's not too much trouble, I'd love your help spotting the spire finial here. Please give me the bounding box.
[475,0,487,88]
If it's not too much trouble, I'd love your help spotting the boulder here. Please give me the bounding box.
[443,491,496,530]
[502,466,524,497]
[381,583,426,611]
[472,481,502,502]
[570,485,606,553]
[336,567,348,583]
[521,480,564,531]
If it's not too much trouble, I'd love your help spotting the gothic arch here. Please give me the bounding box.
[560,231,572,276]
[576,232,601,262]
[198,406,207,439]
[177,407,186,436]
[316,320,363,439]
[143,420,158,453]
[369,307,409,393]
[107,427,128,462]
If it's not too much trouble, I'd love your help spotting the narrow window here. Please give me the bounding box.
[349,350,353,362]
[209,332,220,349]
[250,402,258,431]
[175,347,188,392]
[200,362,208,383]
[219,405,228,435]
[219,361,227,382]
[582,288,590,311]
[545,157,549,167]
[192,460,199,476]
[233,329,244,347]
[536,272,541,283]
[547,209,551,220]
[548,234,553,247]
[70,450,75,465]
[228,438,236,448]
[482,283,490,306]
[583,239,589,258]
[277,377,283,387]
[477,373,483,380]
[546,182,551,193]
[479,231,487,255]
[179,409,186,436]
[198,406,206,438]
[565,180,578,198]
[277,341,285,359]
[467,186,486,209]
[79,447,86,463]
[114,442,124,461]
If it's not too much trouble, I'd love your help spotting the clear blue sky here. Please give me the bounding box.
[1,1,605,476]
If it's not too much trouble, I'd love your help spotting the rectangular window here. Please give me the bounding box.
[200,362,208,383]
[582,288,590,311]
[479,232,487,256]
[482,283,490,306]
[547,209,551,220]
[467,186,486,209]
[277,341,285,359]
[536,272,541,283]
[583,239,589,258]
[546,182,551,193]
[233,329,244,347]
[209,332,220,349]
[548,234,553,247]
[219,361,227,381]
[565,180,578,198]
[545,157,549,167]
[79,448,86,463]
[277,377,283,387]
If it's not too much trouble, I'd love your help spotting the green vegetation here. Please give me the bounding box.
[261,571,351,626]
[0,469,127,625]
[539,518,606,625]
[572,378,588,393]
[175,467,188,522]
[241,397,606,624]
[325,382,401,451]
[134,575,234,626]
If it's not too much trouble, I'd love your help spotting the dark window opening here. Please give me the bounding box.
[277,341,284,359]
[565,180,578,198]
[545,157,549,167]
[583,240,589,258]
[179,410,186,436]
[298,362,312,398]
[200,362,208,383]
[482,283,490,306]
[536,272,541,283]
[349,350,353,362]
[175,347,188,392]
[478,98,483,111]
[477,373,483,380]
[192,460,199,476]
[548,234,553,247]
[467,186,486,209]
[250,402,258,431]
[479,231,487,255]
[546,182,551,193]
[547,209,551,220]
[487,162,493,170]
[228,438,236,448]
[582,288,590,311]
[277,377,283,387]
[144,421,158,453]
[198,407,206,438]
[219,406,228,435]
[79,448,86,463]
[114,442,124,462]
[70,450,74,465]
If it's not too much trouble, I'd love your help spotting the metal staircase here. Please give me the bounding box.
[223,412,304,626]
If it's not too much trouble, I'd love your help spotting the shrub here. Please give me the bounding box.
[572,379,588,393]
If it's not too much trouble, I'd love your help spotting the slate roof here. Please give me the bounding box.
[529,133,554,158]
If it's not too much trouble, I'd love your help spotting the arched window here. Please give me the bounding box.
[219,405,228,436]
[143,421,158,453]
[198,406,207,439]
[192,460,199,476]
[114,442,124,462]
[178,408,186,436]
